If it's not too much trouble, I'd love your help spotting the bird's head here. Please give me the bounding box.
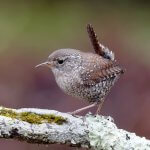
[36,49,83,77]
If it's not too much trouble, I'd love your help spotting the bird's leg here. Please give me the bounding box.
[69,102,97,115]
[95,99,104,114]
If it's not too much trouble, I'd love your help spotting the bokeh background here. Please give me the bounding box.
[0,0,150,149]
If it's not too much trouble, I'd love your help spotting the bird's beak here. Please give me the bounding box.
[35,61,51,68]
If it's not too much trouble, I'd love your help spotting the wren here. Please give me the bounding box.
[36,24,124,114]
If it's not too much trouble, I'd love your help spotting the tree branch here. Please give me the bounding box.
[0,106,150,149]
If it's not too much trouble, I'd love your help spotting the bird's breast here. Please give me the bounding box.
[55,71,82,96]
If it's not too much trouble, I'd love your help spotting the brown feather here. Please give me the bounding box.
[81,60,123,87]
[87,24,115,61]
[87,24,105,56]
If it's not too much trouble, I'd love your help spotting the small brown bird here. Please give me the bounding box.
[36,24,124,114]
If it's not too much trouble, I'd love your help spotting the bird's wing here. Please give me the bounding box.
[80,61,123,87]
[87,24,114,61]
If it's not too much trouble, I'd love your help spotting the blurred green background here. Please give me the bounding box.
[0,1,150,150]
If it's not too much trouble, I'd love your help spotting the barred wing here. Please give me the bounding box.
[81,62,123,87]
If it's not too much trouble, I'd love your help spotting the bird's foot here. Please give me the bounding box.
[67,103,97,115]
[95,100,104,115]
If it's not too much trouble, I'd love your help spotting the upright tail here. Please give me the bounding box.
[87,24,115,61]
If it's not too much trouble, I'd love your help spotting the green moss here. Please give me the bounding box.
[0,108,17,118]
[20,112,67,125]
[0,108,67,125]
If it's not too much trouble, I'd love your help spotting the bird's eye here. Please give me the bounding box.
[57,59,64,64]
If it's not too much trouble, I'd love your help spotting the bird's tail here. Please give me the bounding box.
[87,24,114,61]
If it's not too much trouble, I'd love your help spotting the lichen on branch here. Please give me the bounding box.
[0,106,150,150]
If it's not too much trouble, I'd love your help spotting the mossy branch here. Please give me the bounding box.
[0,106,150,149]
[0,107,66,125]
